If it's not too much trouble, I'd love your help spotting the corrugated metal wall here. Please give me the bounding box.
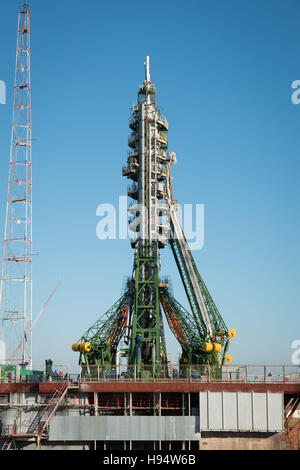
[49,416,200,441]
[199,391,283,432]
[48,392,284,441]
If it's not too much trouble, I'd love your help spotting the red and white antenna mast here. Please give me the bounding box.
[0,1,32,368]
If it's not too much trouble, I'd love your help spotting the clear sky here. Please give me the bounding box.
[0,0,299,373]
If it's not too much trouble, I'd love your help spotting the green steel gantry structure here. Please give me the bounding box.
[73,58,236,378]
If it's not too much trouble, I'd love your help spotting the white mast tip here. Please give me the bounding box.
[144,56,150,82]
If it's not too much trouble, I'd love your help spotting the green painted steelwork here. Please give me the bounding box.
[129,243,167,377]
[169,224,231,365]
[73,60,234,374]
[77,291,130,368]
[159,286,223,377]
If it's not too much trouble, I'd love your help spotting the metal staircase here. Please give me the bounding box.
[1,437,16,451]
[27,381,69,438]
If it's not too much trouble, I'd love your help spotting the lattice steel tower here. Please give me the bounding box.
[73,57,236,379]
[0,1,32,367]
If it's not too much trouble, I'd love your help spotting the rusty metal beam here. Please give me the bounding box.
[78,381,300,395]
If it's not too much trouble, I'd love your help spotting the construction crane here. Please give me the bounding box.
[8,281,61,364]
[72,58,236,378]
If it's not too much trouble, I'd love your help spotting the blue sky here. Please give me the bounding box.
[0,0,299,372]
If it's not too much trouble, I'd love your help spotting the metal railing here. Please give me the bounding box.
[157,132,167,144]
[0,424,17,437]
[123,161,139,172]
[129,114,138,128]
[0,364,71,384]
[79,364,300,384]
[1,364,299,385]
[157,151,168,160]
[128,132,138,146]
[156,113,168,129]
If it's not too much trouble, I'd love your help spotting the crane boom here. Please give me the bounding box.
[165,163,214,338]
[8,281,62,363]
[169,207,213,338]
[32,281,62,328]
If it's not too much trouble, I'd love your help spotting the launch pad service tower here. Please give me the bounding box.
[1,10,298,448]
[73,57,236,380]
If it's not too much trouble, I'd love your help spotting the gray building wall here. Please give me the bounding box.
[49,416,200,441]
[48,392,284,441]
[199,391,283,432]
